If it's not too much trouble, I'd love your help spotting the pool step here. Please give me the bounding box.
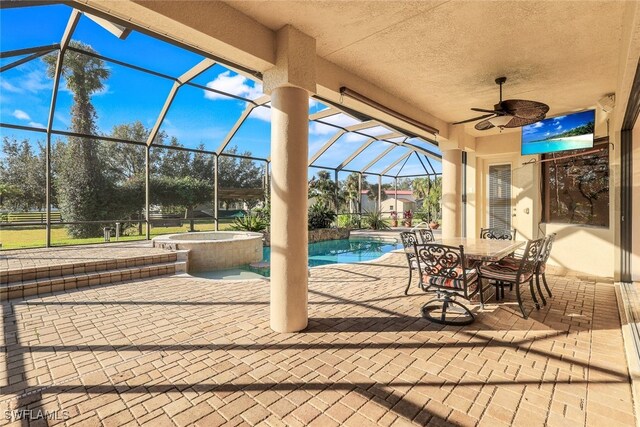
[1,251,189,301]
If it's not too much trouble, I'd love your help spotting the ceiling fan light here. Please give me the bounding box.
[488,115,512,128]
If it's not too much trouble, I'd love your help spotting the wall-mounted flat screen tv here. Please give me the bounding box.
[521,109,595,155]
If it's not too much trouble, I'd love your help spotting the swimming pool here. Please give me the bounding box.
[193,237,401,280]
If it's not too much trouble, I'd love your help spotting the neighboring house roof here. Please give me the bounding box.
[360,190,413,195]
[383,198,413,204]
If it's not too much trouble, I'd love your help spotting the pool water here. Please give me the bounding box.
[193,237,401,280]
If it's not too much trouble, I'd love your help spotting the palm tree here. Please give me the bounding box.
[309,170,342,210]
[342,172,362,214]
[44,41,111,238]
[367,183,389,207]
[412,177,431,220]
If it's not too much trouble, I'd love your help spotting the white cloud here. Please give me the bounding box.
[531,121,544,128]
[54,112,70,127]
[250,106,271,122]
[22,69,52,93]
[309,121,337,136]
[0,80,22,93]
[28,121,45,128]
[204,71,263,100]
[12,109,31,121]
[343,133,369,143]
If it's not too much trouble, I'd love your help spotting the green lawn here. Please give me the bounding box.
[0,222,235,250]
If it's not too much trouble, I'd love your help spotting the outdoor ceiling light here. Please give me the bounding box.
[339,87,439,136]
[84,12,132,40]
[487,115,512,128]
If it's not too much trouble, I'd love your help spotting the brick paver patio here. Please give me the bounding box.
[0,242,169,272]
[1,252,634,426]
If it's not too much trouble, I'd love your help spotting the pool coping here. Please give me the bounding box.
[188,247,401,282]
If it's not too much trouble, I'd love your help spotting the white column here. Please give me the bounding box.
[442,148,462,238]
[269,86,309,333]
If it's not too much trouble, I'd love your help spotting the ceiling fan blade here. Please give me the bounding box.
[503,115,546,128]
[500,99,550,119]
[475,119,495,131]
[452,113,495,125]
[471,107,506,115]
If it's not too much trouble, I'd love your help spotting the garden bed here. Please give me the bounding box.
[262,228,349,247]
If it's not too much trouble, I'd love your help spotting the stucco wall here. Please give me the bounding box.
[632,115,640,281]
[472,124,615,278]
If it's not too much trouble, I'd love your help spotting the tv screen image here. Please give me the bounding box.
[521,109,595,155]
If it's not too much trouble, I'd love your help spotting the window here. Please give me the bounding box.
[542,140,609,226]
[389,204,393,211]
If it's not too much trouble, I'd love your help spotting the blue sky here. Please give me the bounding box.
[522,109,595,144]
[0,3,440,177]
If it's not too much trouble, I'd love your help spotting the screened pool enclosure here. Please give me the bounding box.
[0,3,442,249]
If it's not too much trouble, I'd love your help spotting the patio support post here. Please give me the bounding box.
[358,172,363,217]
[214,153,219,231]
[394,178,398,214]
[378,175,382,213]
[263,25,316,333]
[145,145,150,240]
[334,169,339,217]
[441,148,462,238]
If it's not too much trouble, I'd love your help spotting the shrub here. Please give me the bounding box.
[230,212,269,232]
[363,209,390,230]
[337,213,360,229]
[308,202,336,230]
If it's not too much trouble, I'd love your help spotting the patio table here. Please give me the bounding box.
[434,237,525,262]
[405,238,524,262]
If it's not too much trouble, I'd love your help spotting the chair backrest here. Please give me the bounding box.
[538,233,557,267]
[515,237,545,282]
[480,227,516,240]
[418,228,435,244]
[415,243,476,298]
[399,231,419,260]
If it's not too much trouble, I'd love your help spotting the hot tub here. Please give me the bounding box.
[152,231,263,272]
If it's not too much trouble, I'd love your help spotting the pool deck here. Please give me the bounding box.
[0,243,635,426]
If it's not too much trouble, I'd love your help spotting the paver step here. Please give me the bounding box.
[1,252,178,286]
[0,261,187,301]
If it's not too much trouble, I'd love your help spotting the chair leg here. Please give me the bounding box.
[493,283,500,301]
[514,282,528,319]
[529,278,540,310]
[542,273,552,297]
[440,299,449,323]
[479,279,485,310]
[535,274,546,306]
[404,268,412,295]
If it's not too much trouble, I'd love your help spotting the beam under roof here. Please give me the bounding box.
[217,94,270,154]
[337,132,401,171]
[146,58,216,146]
[307,129,345,166]
[381,151,412,176]
[309,108,340,121]
[335,139,375,171]
[360,144,401,173]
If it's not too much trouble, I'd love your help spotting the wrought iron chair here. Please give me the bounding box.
[495,233,557,306]
[480,227,516,240]
[480,227,517,297]
[417,228,435,244]
[413,243,483,326]
[478,237,545,319]
[534,233,557,305]
[399,231,421,295]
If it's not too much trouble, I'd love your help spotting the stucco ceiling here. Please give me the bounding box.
[225,0,626,136]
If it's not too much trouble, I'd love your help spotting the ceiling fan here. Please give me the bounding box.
[453,77,549,131]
